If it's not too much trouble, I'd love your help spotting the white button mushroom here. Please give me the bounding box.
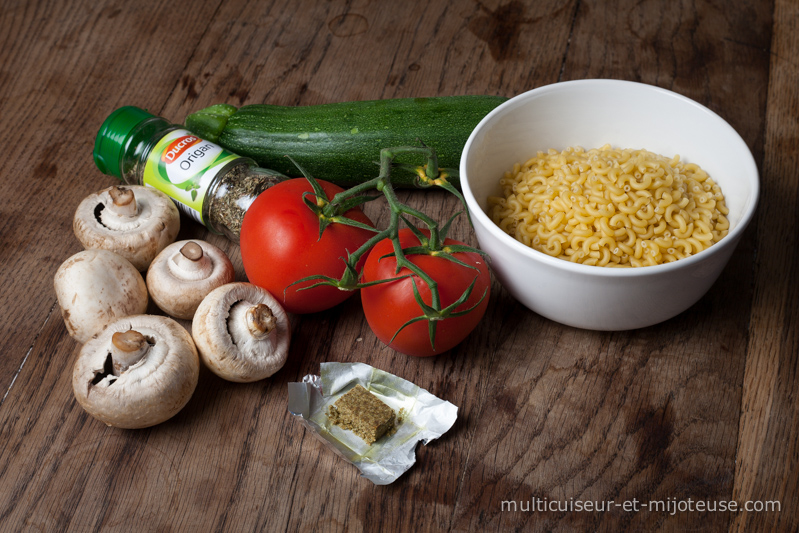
[54,249,149,343]
[73,185,180,271]
[146,240,235,320]
[192,282,290,382]
[72,314,200,428]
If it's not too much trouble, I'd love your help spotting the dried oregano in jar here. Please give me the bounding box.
[205,163,283,239]
[94,106,285,243]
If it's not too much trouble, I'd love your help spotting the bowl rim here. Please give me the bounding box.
[460,79,760,278]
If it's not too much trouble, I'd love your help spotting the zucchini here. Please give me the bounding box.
[184,96,507,188]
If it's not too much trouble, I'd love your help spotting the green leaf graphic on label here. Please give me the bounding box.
[142,128,240,228]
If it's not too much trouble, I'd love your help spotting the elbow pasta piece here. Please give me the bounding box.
[651,218,668,235]
[634,225,656,241]
[488,145,730,267]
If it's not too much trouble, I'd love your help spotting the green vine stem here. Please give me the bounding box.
[289,145,489,350]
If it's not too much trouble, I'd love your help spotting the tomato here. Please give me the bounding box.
[360,228,490,357]
[240,178,375,314]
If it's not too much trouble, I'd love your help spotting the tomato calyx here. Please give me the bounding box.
[393,140,472,226]
[389,270,488,349]
[289,156,381,241]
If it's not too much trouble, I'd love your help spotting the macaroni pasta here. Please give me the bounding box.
[488,145,729,267]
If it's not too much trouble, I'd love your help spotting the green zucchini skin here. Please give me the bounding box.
[185,96,507,188]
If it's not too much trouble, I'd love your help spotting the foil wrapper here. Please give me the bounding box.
[287,362,458,485]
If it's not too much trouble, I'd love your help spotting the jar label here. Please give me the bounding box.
[143,129,239,225]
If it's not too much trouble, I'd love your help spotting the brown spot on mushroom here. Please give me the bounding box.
[61,308,77,337]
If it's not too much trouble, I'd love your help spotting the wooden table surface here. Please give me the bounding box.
[1,0,797,531]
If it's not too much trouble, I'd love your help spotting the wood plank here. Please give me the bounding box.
[447,0,771,530]
[732,0,799,530]
[155,2,580,531]
[0,0,224,398]
[0,0,575,530]
[0,0,785,531]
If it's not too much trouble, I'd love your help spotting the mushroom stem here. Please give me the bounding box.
[180,241,203,261]
[169,241,213,280]
[246,304,277,339]
[228,301,276,343]
[110,330,150,372]
[108,186,137,217]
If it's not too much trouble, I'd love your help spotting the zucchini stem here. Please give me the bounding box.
[184,104,238,143]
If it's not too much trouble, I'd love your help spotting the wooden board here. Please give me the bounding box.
[0,0,795,531]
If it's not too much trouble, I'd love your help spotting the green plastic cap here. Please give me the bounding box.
[93,106,157,179]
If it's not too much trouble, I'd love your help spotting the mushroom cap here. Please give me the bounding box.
[72,314,200,428]
[192,282,290,382]
[54,249,148,343]
[73,185,180,271]
[146,240,235,320]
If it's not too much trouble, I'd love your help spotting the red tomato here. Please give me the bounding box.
[360,228,490,357]
[240,178,375,314]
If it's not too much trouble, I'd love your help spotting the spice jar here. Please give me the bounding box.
[93,106,284,242]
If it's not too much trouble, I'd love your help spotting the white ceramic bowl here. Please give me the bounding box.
[460,79,759,330]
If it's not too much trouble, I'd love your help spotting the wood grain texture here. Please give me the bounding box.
[0,0,795,531]
[0,0,224,396]
[732,0,799,530]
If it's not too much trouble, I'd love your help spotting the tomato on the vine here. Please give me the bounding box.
[360,228,490,357]
[240,178,375,314]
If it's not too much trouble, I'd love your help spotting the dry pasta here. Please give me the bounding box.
[487,145,729,267]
